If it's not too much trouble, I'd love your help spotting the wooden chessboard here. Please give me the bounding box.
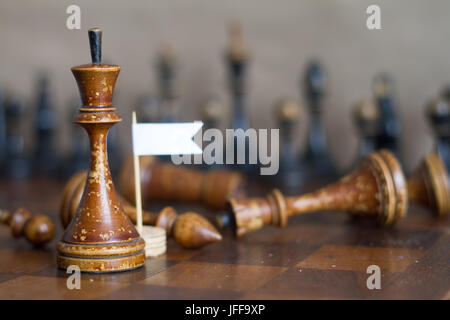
[0,178,448,300]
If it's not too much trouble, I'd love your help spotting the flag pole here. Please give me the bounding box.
[132,111,143,235]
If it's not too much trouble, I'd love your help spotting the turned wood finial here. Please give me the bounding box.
[408,153,449,216]
[222,150,408,237]
[61,171,222,249]
[56,28,145,273]
[0,208,55,246]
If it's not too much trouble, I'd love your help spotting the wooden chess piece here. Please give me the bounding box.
[372,73,401,156]
[118,156,246,210]
[61,171,222,249]
[302,60,336,178]
[0,208,55,246]
[56,28,145,272]
[219,150,408,237]
[407,153,449,217]
[426,95,450,170]
[352,98,380,163]
[275,98,305,191]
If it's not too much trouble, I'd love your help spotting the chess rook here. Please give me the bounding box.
[118,156,246,210]
[222,150,407,237]
[407,153,449,216]
[61,171,222,249]
[0,208,55,246]
[56,28,145,273]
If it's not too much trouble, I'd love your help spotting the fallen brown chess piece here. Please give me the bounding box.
[0,207,55,246]
[61,171,222,249]
[218,150,408,237]
[408,152,449,216]
[118,156,246,210]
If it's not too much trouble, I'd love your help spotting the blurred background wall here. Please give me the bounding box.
[0,0,449,172]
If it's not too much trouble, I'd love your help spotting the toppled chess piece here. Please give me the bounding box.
[118,156,246,210]
[61,171,222,249]
[56,28,145,273]
[218,150,407,237]
[408,153,449,217]
[0,208,55,246]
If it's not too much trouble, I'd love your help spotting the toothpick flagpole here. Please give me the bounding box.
[132,111,143,235]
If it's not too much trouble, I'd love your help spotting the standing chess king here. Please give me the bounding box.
[56,28,145,272]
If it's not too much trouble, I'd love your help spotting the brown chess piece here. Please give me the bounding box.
[56,28,145,272]
[118,156,246,210]
[0,208,55,246]
[219,150,408,237]
[407,153,449,217]
[61,171,222,249]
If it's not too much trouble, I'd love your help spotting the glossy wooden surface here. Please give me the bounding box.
[0,178,448,299]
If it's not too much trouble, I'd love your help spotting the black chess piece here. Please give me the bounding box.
[136,95,159,123]
[201,97,224,170]
[302,60,336,178]
[0,88,6,165]
[353,98,380,162]
[156,44,179,123]
[274,98,305,192]
[63,98,90,177]
[32,72,59,176]
[372,73,401,157]
[224,21,256,174]
[426,95,450,170]
[4,96,29,179]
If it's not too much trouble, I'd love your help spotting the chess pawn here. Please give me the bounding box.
[32,71,59,176]
[407,153,449,217]
[0,208,55,246]
[61,171,222,249]
[220,150,407,237]
[302,60,336,178]
[157,43,179,123]
[426,96,450,170]
[372,73,401,155]
[274,98,305,191]
[352,98,380,162]
[4,95,30,179]
[56,28,145,273]
[118,156,246,210]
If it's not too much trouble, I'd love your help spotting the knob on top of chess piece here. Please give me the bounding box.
[372,73,395,98]
[226,20,247,62]
[353,99,380,129]
[219,150,408,237]
[275,98,303,122]
[61,171,222,249]
[201,97,224,125]
[408,153,450,217]
[0,208,55,246]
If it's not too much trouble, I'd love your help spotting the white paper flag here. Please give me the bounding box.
[132,122,203,156]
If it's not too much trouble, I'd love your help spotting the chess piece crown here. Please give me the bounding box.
[56,28,145,272]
